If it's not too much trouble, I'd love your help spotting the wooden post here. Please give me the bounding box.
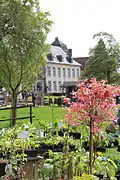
[34,160,39,180]
[30,105,32,124]
[28,161,33,180]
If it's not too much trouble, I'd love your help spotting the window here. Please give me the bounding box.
[58,68,61,77]
[48,81,52,91]
[58,81,61,91]
[47,54,53,61]
[66,57,72,63]
[57,55,62,62]
[72,69,75,78]
[77,69,79,78]
[53,67,56,77]
[53,81,57,91]
[68,68,71,78]
[63,68,66,77]
[47,67,51,76]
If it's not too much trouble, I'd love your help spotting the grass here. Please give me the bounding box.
[0,105,65,129]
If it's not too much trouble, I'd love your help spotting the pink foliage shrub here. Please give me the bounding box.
[64,78,120,133]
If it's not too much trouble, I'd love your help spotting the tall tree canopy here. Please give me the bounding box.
[83,32,120,84]
[0,0,52,125]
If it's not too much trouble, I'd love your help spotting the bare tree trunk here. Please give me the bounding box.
[89,117,94,174]
[11,91,17,126]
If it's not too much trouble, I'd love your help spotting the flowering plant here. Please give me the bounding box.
[64,78,120,174]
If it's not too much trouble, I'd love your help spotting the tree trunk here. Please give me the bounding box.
[89,117,94,174]
[11,91,17,126]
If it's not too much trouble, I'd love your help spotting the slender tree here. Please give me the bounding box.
[83,32,120,84]
[0,0,52,125]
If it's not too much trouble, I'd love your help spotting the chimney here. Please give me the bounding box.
[51,37,60,46]
[68,49,72,58]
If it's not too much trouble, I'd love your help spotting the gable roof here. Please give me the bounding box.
[74,57,89,70]
[51,37,68,52]
[47,45,82,66]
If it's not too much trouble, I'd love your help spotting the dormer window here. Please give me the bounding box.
[47,54,53,61]
[66,57,73,63]
[57,55,62,62]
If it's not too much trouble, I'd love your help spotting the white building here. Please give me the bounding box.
[45,37,81,94]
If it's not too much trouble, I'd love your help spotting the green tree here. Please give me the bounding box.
[0,0,52,125]
[83,32,120,83]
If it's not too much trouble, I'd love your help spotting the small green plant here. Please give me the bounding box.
[0,123,40,178]
[73,174,99,180]
[94,156,117,179]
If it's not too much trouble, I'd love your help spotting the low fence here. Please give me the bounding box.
[0,105,35,125]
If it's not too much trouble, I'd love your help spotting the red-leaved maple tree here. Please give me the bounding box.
[64,78,120,174]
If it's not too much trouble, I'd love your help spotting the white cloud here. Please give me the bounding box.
[40,0,120,57]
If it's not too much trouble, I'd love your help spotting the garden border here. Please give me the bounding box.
[0,105,34,125]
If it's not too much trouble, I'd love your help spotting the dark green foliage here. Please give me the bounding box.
[83,32,120,84]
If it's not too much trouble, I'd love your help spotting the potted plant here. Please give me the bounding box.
[0,123,40,178]
[64,78,120,174]
[94,156,117,179]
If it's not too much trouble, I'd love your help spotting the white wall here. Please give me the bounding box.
[46,62,81,93]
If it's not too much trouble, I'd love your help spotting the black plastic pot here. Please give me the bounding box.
[114,139,119,147]
[58,130,64,137]
[0,163,6,177]
[69,132,81,139]
[38,144,54,153]
[95,174,103,179]
[53,143,63,152]
[117,145,120,152]
[0,152,3,159]
[69,145,77,151]
[44,152,49,159]
[52,130,64,137]
[116,174,120,180]
[83,146,89,151]
[96,146,106,152]
[115,171,120,180]
[106,142,112,148]
[24,149,38,157]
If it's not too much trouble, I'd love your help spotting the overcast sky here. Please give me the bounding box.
[40,0,120,57]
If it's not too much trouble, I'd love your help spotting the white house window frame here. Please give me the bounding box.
[53,81,57,91]
[58,81,61,92]
[77,69,79,78]
[53,67,56,77]
[72,68,75,78]
[48,81,52,91]
[58,67,61,77]
[47,66,51,77]
[63,68,66,78]
[68,68,71,78]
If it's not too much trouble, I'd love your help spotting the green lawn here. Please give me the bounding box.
[0,105,65,129]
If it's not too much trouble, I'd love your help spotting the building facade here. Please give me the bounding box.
[45,37,81,94]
